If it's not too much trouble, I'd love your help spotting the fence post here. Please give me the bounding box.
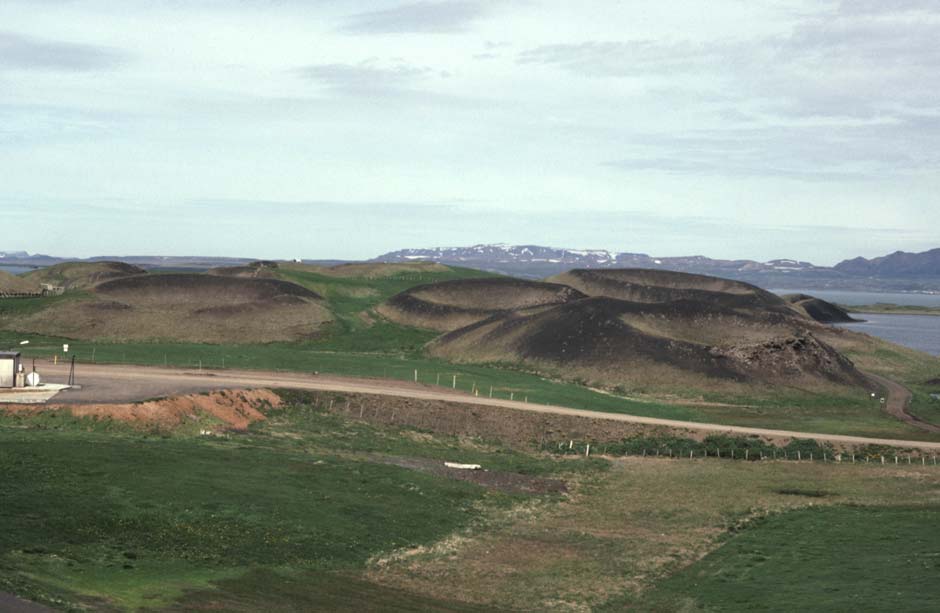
[585,444,590,457]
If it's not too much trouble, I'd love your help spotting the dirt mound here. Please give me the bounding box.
[208,261,280,279]
[95,273,320,302]
[707,335,867,385]
[428,296,863,390]
[0,270,40,295]
[377,278,586,332]
[22,261,146,290]
[3,389,280,430]
[783,294,858,323]
[10,274,332,343]
[548,268,790,314]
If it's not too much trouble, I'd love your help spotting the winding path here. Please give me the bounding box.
[9,361,940,451]
[865,372,940,434]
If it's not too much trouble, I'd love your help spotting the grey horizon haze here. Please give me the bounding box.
[1,1,938,265]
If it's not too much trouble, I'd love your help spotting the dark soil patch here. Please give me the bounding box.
[773,488,833,498]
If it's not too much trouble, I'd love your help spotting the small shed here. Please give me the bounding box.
[0,351,22,388]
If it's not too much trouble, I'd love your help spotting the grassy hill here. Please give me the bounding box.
[8,274,332,344]
[22,261,146,290]
[0,269,40,295]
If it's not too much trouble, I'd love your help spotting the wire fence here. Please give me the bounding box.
[544,440,939,467]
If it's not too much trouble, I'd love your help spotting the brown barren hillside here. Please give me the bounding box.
[22,261,146,290]
[428,296,864,390]
[0,269,41,295]
[377,278,587,332]
[783,293,858,323]
[8,274,332,343]
[548,268,793,315]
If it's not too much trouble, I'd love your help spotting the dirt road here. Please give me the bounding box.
[16,361,940,451]
[866,372,940,434]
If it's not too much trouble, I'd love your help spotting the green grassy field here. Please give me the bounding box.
[3,393,939,611]
[844,303,940,316]
[0,394,602,611]
[606,505,940,612]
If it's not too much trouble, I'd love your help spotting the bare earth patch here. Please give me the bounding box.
[1,389,280,430]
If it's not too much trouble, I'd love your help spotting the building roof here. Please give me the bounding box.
[0,351,22,358]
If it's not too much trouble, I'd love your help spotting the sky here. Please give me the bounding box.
[1,0,938,264]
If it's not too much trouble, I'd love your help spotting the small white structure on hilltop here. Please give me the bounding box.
[0,351,22,388]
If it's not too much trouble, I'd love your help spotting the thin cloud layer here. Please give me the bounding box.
[0,1,937,263]
[0,30,126,71]
[339,1,487,34]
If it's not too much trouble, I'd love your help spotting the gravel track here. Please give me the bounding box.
[15,360,940,451]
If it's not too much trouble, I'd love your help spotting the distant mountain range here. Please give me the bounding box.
[373,245,940,292]
[2,246,939,292]
[834,248,940,277]
[0,253,345,270]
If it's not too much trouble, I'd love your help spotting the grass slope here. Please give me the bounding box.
[22,261,146,290]
[369,457,940,610]
[2,395,939,611]
[608,504,940,612]
[0,269,40,294]
[2,394,596,611]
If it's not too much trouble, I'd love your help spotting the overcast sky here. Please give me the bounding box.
[1,1,938,264]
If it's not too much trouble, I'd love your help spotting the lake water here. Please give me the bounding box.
[771,289,940,356]
[834,313,940,356]
[0,265,35,275]
[770,289,940,307]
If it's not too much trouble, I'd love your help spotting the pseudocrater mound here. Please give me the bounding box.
[12,274,331,344]
[377,277,586,332]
